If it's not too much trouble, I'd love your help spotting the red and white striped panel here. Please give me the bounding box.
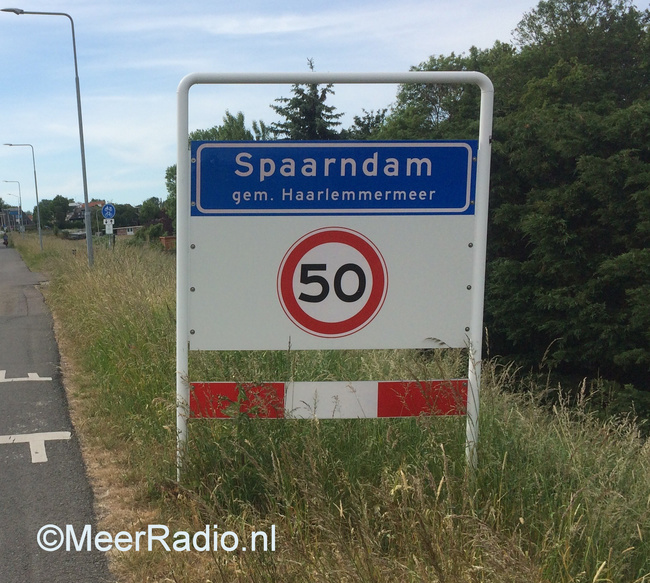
[190,380,467,419]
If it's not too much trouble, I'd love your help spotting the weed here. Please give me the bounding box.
[13,233,650,583]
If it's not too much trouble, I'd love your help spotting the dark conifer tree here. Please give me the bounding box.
[270,59,343,140]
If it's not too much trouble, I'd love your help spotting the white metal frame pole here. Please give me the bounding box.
[176,75,193,482]
[467,75,494,471]
[176,72,493,480]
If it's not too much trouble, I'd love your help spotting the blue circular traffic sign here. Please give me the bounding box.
[102,203,116,219]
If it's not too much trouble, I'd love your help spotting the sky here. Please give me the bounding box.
[0,0,543,214]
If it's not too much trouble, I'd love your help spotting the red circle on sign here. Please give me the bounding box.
[277,227,388,338]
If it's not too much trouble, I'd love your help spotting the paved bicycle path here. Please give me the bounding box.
[0,247,111,582]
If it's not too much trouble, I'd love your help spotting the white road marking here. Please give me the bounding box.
[0,432,71,463]
[0,370,53,383]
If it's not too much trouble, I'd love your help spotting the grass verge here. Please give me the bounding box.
[13,233,650,582]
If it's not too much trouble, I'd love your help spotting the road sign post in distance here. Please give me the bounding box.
[101,203,115,220]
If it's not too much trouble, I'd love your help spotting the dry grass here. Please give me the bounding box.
[13,233,650,583]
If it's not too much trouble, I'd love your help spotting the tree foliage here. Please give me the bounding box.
[342,109,388,140]
[487,0,649,390]
[189,111,255,141]
[164,111,268,221]
[139,196,163,225]
[382,0,650,391]
[270,60,343,140]
[113,204,138,227]
[34,195,74,229]
[160,3,650,396]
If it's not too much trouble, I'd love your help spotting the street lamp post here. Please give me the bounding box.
[2,180,22,232]
[4,193,18,230]
[2,7,94,266]
[4,144,43,250]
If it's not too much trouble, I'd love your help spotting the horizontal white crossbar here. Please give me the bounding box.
[0,431,71,463]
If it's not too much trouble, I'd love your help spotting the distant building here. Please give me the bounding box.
[66,201,105,222]
[115,225,143,236]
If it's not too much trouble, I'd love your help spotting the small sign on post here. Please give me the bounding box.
[101,203,116,220]
[102,204,116,248]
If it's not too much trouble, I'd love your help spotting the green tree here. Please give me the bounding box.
[114,204,138,227]
[384,53,471,139]
[164,165,176,221]
[380,0,650,394]
[164,111,268,228]
[484,0,650,388]
[35,199,54,227]
[33,196,74,230]
[139,196,163,225]
[341,109,388,139]
[191,110,254,141]
[51,195,73,229]
[270,60,343,140]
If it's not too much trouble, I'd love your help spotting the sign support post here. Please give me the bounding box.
[176,72,493,481]
[102,203,116,250]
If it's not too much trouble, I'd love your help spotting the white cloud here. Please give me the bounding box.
[1,0,541,206]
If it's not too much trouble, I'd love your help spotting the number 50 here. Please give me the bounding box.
[298,263,367,303]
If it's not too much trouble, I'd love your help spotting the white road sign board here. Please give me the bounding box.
[188,214,474,350]
[187,140,477,350]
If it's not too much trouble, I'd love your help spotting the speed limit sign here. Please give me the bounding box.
[277,227,388,338]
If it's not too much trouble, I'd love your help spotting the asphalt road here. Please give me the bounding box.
[0,247,112,582]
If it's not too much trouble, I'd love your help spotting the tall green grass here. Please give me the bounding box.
[14,233,650,582]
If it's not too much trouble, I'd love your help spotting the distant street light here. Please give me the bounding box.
[3,144,43,250]
[4,193,19,230]
[2,7,94,266]
[2,180,22,231]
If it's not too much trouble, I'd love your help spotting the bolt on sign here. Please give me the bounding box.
[176,72,494,478]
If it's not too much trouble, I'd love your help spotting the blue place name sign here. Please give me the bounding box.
[191,141,477,216]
